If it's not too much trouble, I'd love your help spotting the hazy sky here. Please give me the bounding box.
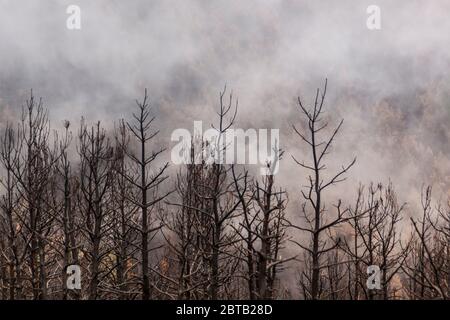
[0,0,449,218]
[1,0,449,296]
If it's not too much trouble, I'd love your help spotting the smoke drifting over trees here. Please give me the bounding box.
[0,1,449,300]
[0,83,448,300]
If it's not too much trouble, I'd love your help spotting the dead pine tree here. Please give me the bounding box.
[169,87,242,299]
[339,184,387,300]
[0,123,25,299]
[77,120,113,299]
[342,183,407,300]
[204,88,241,299]
[232,151,291,300]
[53,121,81,300]
[402,186,433,299]
[375,183,407,300]
[405,186,449,299]
[253,169,289,299]
[160,144,209,300]
[435,199,450,298]
[324,248,348,300]
[339,185,367,300]
[108,120,139,299]
[231,167,256,299]
[289,79,356,300]
[123,90,170,300]
[12,92,58,299]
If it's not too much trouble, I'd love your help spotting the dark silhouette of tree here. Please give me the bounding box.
[123,90,170,300]
[0,86,449,301]
[289,80,356,300]
[78,120,113,299]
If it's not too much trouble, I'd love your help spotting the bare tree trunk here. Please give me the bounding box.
[290,80,356,300]
[124,90,170,300]
[78,121,112,300]
[0,124,24,299]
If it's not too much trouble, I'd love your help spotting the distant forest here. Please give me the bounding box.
[0,82,448,300]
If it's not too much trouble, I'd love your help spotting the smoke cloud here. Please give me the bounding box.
[1,0,449,294]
